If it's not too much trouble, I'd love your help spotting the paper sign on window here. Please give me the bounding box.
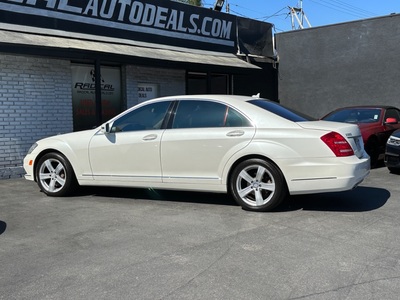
[138,83,158,103]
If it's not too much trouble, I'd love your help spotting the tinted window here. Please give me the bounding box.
[225,107,252,127]
[111,101,171,132]
[324,108,381,123]
[172,100,251,129]
[248,99,313,122]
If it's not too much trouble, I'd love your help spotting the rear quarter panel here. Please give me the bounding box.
[221,127,335,184]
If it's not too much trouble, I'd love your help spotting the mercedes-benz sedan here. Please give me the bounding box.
[24,95,370,212]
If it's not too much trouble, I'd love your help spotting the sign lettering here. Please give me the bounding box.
[0,0,235,48]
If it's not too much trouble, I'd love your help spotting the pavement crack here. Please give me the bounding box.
[288,275,400,300]
[158,227,240,300]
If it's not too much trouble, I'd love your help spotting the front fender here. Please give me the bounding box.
[30,131,96,182]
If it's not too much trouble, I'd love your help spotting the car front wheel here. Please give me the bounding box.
[35,152,77,197]
[230,159,287,212]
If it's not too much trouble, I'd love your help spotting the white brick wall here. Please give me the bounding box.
[0,55,73,179]
[0,57,186,179]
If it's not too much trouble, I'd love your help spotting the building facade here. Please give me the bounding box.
[276,13,400,118]
[0,0,277,179]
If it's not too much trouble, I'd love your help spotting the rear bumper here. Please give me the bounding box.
[279,155,370,195]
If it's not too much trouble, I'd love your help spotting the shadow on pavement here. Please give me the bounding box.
[0,220,7,235]
[280,186,389,212]
[74,185,389,212]
[76,186,238,207]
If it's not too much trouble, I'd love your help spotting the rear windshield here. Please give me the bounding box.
[248,99,314,122]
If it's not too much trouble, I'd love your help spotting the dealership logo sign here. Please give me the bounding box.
[74,68,115,93]
[1,0,235,48]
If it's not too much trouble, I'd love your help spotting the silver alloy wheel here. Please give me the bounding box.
[235,164,276,207]
[38,158,67,194]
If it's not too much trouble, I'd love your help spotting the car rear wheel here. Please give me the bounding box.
[36,152,77,197]
[230,159,287,212]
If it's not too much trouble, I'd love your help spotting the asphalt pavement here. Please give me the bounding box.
[1,165,400,300]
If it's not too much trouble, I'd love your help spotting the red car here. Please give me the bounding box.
[322,106,400,166]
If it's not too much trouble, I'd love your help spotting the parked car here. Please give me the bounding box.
[321,106,400,166]
[385,129,400,173]
[24,95,370,212]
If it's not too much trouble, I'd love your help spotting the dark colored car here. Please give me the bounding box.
[385,129,400,173]
[322,106,400,166]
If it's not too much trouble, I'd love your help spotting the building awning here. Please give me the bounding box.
[0,24,261,71]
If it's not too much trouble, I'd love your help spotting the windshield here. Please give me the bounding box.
[323,108,381,123]
[248,99,314,122]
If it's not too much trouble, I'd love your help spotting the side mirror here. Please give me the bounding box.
[385,117,398,125]
[100,122,110,134]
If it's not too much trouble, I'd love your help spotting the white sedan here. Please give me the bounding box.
[24,95,370,212]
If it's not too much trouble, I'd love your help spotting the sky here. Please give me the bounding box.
[203,0,399,32]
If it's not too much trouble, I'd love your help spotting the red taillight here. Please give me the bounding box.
[321,132,354,157]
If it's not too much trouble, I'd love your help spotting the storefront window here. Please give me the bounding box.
[210,74,230,94]
[187,72,230,94]
[71,64,122,131]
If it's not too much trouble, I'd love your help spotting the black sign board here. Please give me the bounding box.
[0,0,273,56]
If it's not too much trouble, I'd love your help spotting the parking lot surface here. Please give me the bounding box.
[1,166,400,300]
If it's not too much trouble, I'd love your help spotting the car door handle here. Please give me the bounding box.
[143,134,157,141]
[227,130,245,137]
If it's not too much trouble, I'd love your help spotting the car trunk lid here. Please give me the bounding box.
[297,121,366,158]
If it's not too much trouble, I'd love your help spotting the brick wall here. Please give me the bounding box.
[0,56,186,179]
[0,55,73,179]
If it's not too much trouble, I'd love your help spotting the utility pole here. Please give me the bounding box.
[213,0,224,11]
[288,0,312,30]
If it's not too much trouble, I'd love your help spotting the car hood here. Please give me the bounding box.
[390,129,400,138]
[355,122,379,130]
[38,128,99,144]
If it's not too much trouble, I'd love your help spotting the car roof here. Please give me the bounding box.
[142,94,262,112]
[153,94,256,103]
[122,94,300,129]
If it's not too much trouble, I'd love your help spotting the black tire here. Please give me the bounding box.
[35,152,77,197]
[365,138,379,168]
[229,159,287,212]
[388,167,400,175]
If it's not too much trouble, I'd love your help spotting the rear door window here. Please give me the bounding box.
[172,100,251,129]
